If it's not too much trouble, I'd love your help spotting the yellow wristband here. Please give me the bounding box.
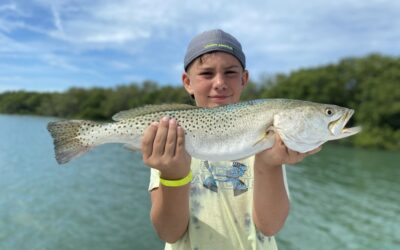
[159,170,193,187]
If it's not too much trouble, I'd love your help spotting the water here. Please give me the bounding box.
[0,114,399,250]
[0,115,163,250]
[277,144,400,249]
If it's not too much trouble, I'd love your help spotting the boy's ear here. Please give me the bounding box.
[182,72,194,95]
[242,69,249,87]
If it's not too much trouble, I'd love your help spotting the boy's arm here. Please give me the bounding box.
[252,135,320,236]
[142,117,191,243]
[150,182,190,243]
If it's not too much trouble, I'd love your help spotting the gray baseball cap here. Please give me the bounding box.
[184,29,246,71]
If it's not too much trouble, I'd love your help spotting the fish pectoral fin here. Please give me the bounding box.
[252,126,275,147]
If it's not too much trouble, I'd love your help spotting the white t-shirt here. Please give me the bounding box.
[149,157,289,250]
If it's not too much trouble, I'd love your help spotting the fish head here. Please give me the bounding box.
[326,107,362,139]
[273,102,362,153]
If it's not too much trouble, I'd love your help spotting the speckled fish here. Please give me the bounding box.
[47,99,361,164]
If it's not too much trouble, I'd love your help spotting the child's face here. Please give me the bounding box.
[182,52,249,108]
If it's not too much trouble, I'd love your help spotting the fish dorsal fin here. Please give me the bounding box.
[112,103,198,121]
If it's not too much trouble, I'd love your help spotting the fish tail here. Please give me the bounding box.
[47,120,97,164]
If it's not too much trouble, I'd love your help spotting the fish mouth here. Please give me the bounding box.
[328,109,362,139]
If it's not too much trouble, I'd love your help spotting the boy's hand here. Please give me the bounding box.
[255,134,321,169]
[141,117,191,180]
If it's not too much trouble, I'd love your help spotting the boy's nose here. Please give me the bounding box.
[214,74,227,90]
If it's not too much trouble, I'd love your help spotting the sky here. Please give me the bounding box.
[0,0,399,93]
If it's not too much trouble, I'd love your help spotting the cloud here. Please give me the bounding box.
[1,0,399,92]
[40,53,81,72]
[109,61,132,71]
[9,0,400,54]
[0,2,17,12]
[0,33,28,53]
[50,4,64,35]
[42,0,175,44]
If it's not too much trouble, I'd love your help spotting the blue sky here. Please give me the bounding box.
[0,0,399,92]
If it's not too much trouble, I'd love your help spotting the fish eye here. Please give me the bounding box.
[325,108,334,116]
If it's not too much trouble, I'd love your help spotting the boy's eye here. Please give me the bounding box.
[200,71,212,76]
[226,71,238,75]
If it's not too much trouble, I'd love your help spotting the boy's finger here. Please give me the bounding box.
[175,125,186,156]
[141,122,158,159]
[164,118,177,157]
[274,134,289,155]
[307,147,322,155]
[275,133,284,146]
[153,117,169,156]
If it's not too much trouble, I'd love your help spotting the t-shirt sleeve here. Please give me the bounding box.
[148,168,160,192]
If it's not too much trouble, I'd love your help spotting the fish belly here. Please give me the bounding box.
[184,130,275,161]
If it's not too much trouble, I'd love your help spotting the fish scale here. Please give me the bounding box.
[47,99,361,164]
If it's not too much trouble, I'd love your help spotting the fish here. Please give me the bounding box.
[47,99,362,164]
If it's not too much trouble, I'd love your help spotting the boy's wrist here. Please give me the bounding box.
[160,170,192,187]
[159,166,191,181]
[254,155,282,174]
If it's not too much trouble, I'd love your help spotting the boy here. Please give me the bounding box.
[141,29,320,249]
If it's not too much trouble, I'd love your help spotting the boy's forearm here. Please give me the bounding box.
[252,158,290,236]
[150,184,190,243]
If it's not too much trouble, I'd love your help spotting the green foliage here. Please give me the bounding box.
[0,54,398,150]
[0,81,193,120]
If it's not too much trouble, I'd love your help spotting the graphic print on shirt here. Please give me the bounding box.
[201,161,248,196]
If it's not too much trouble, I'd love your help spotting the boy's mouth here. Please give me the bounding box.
[209,95,232,100]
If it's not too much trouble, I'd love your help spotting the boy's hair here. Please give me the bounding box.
[184,29,246,72]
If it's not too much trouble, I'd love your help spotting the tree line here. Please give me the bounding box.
[0,54,399,150]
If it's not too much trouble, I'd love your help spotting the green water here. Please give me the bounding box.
[0,115,399,250]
